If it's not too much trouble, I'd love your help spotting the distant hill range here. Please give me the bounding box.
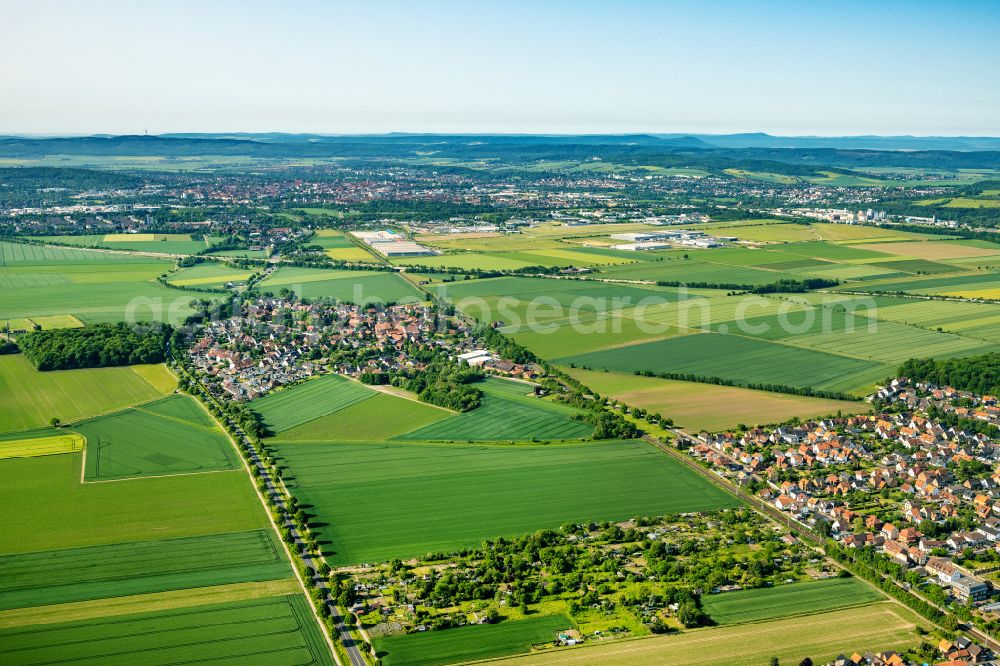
[0,133,998,171]
[657,132,1000,152]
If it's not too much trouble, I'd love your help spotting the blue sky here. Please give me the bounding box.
[4,0,999,135]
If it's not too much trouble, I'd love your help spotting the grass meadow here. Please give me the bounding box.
[274,439,740,565]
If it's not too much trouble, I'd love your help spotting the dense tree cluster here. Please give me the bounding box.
[18,322,170,370]
[391,359,484,412]
[899,353,1000,396]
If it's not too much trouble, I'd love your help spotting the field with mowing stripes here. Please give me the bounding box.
[257,266,422,304]
[0,355,176,434]
[702,577,883,625]
[401,378,593,441]
[0,242,193,324]
[76,395,239,480]
[564,368,864,432]
[275,439,740,565]
[376,614,571,666]
[0,594,333,666]
[251,374,376,434]
[558,333,892,395]
[487,603,920,666]
[166,262,253,288]
[0,529,291,610]
[275,392,450,441]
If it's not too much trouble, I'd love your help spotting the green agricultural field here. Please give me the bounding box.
[274,392,450,441]
[0,453,266,554]
[0,355,176,434]
[401,378,593,441]
[564,368,865,432]
[490,603,920,666]
[0,431,85,459]
[707,308,991,364]
[166,262,253,288]
[434,276,689,329]
[251,374,377,434]
[558,332,892,395]
[511,313,686,359]
[275,439,740,565]
[0,529,291,610]
[2,241,161,266]
[594,258,797,285]
[0,244,193,324]
[0,594,333,666]
[76,395,240,481]
[702,577,883,625]
[257,266,422,304]
[375,614,571,666]
[35,233,222,255]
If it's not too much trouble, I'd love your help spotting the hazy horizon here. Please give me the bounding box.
[4,0,1000,136]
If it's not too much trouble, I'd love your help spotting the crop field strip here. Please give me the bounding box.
[257,266,423,304]
[250,373,378,433]
[76,394,240,481]
[486,603,920,666]
[0,594,334,666]
[400,382,593,441]
[1,453,268,554]
[375,614,572,666]
[272,391,451,442]
[275,439,740,565]
[0,244,193,324]
[0,432,84,459]
[0,355,176,434]
[0,529,292,610]
[563,368,865,432]
[701,576,884,625]
[556,332,893,395]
